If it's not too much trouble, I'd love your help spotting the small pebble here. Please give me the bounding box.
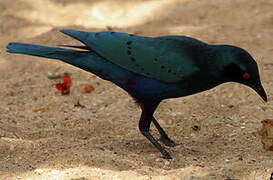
[47,72,62,79]
[192,125,200,131]
[227,105,234,108]
[34,168,44,174]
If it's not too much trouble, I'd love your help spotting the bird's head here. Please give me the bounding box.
[218,45,267,102]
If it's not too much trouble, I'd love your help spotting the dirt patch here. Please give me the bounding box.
[1,0,273,179]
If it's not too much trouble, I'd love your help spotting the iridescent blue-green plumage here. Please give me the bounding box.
[59,30,203,83]
[6,29,267,159]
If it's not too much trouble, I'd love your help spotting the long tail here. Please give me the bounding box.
[6,42,131,87]
[6,42,88,62]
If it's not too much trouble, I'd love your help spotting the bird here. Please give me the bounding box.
[6,29,267,159]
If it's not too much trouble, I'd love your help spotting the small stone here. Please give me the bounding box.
[192,125,200,131]
[164,160,170,166]
[47,72,62,79]
[227,105,234,108]
[34,168,44,174]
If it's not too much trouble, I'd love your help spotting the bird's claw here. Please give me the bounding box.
[162,152,172,159]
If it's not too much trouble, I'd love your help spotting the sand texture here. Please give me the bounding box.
[1,0,273,179]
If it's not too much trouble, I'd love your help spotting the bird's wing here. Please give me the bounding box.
[61,30,204,83]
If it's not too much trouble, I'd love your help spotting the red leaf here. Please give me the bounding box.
[83,84,94,93]
[63,73,72,87]
[55,73,72,95]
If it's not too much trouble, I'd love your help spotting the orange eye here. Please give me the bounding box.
[242,72,250,80]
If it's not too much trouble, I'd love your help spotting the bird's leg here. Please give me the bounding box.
[138,103,172,159]
[151,117,177,147]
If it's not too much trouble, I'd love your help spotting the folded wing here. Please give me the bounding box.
[61,29,204,83]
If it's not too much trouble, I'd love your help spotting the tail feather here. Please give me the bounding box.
[58,44,93,51]
[6,42,85,60]
[60,29,90,46]
[6,42,100,75]
[6,42,132,88]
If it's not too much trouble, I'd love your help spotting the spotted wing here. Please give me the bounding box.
[61,29,204,83]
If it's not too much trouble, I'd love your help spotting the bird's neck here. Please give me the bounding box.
[204,45,231,82]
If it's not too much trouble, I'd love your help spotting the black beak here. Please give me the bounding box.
[251,83,267,102]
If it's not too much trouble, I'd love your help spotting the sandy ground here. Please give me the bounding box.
[1,0,273,179]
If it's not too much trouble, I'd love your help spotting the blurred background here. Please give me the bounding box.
[1,0,273,179]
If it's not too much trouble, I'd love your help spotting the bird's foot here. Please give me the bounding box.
[158,136,178,147]
[162,152,172,159]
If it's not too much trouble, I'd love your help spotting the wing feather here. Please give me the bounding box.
[61,29,206,83]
